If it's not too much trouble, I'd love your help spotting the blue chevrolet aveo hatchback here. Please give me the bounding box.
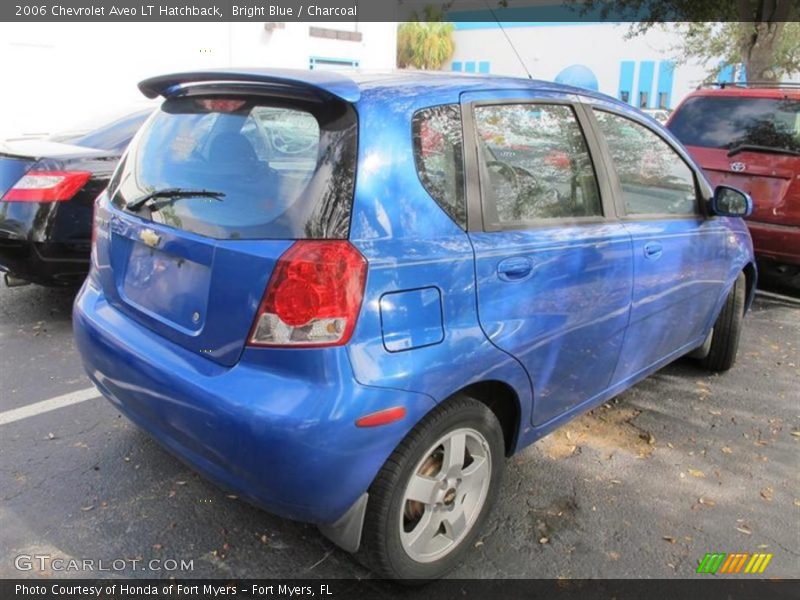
[74,69,755,579]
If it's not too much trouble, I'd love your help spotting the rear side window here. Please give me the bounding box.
[473,103,601,225]
[412,105,466,228]
[594,110,697,216]
[111,96,357,240]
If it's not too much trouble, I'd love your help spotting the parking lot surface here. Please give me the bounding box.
[1,281,798,581]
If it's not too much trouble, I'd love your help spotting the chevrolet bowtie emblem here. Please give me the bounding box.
[139,228,161,248]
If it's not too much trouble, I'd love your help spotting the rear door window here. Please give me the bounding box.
[594,110,698,217]
[473,103,602,226]
[111,95,357,240]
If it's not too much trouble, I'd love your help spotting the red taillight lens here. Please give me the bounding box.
[249,241,367,347]
[197,99,247,112]
[1,170,92,202]
[90,192,106,270]
[355,407,407,428]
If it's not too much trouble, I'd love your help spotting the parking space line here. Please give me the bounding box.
[0,387,101,426]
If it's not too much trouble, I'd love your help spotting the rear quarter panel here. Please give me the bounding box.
[347,88,535,448]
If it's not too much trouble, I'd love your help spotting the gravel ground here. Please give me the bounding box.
[0,278,797,582]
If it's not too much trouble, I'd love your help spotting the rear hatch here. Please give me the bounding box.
[668,94,800,227]
[97,85,358,367]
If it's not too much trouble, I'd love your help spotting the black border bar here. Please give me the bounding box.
[4,579,800,600]
[4,0,799,23]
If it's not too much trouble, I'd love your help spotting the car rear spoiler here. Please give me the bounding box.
[138,68,361,103]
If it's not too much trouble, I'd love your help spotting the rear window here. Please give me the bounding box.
[66,110,151,151]
[668,95,800,154]
[111,95,357,240]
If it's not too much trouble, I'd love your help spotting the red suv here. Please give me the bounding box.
[668,84,800,280]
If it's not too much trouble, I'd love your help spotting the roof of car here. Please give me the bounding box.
[685,84,800,99]
[352,70,614,98]
[138,67,624,107]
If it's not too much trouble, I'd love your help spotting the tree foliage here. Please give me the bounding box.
[397,21,456,70]
[656,22,800,82]
[578,0,800,81]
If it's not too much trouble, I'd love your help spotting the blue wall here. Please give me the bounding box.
[618,61,635,104]
[717,64,735,83]
[656,60,675,109]
[637,60,655,108]
[717,63,747,84]
[452,60,491,74]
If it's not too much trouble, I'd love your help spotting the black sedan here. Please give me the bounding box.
[0,109,150,286]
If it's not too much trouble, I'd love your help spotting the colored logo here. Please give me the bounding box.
[697,552,773,574]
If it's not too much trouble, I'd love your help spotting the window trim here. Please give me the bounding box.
[462,96,615,233]
[586,106,710,221]
[308,56,360,70]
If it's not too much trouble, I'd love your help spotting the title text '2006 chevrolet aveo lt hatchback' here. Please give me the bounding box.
[74,69,756,579]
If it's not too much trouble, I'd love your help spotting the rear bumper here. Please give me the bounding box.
[0,239,89,285]
[73,282,434,525]
[0,200,91,285]
[747,220,800,266]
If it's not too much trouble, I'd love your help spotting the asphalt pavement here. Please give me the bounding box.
[0,278,798,582]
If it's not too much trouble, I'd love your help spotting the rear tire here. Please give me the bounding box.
[698,272,746,372]
[358,396,505,581]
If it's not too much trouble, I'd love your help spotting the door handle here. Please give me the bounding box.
[643,242,663,260]
[497,256,533,281]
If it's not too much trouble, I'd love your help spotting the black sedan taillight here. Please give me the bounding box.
[1,170,92,202]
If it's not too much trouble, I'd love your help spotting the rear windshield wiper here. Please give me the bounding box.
[125,187,226,212]
[727,144,800,158]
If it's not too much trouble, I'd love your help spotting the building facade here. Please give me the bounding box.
[0,22,397,138]
[446,23,713,110]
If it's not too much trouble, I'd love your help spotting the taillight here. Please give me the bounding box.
[1,170,92,202]
[90,192,106,270]
[249,241,367,347]
[197,99,247,112]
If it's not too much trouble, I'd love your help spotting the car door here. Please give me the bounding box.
[462,91,633,428]
[587,106,730,384]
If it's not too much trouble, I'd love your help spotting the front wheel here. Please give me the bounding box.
[358,396,505,580]
[698,272,746,372]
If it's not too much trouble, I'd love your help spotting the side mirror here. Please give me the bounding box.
[711,185,752,217]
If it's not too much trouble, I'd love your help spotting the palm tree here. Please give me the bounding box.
[397,21,456,70]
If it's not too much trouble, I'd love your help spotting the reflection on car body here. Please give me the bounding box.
[73,69,756,580]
